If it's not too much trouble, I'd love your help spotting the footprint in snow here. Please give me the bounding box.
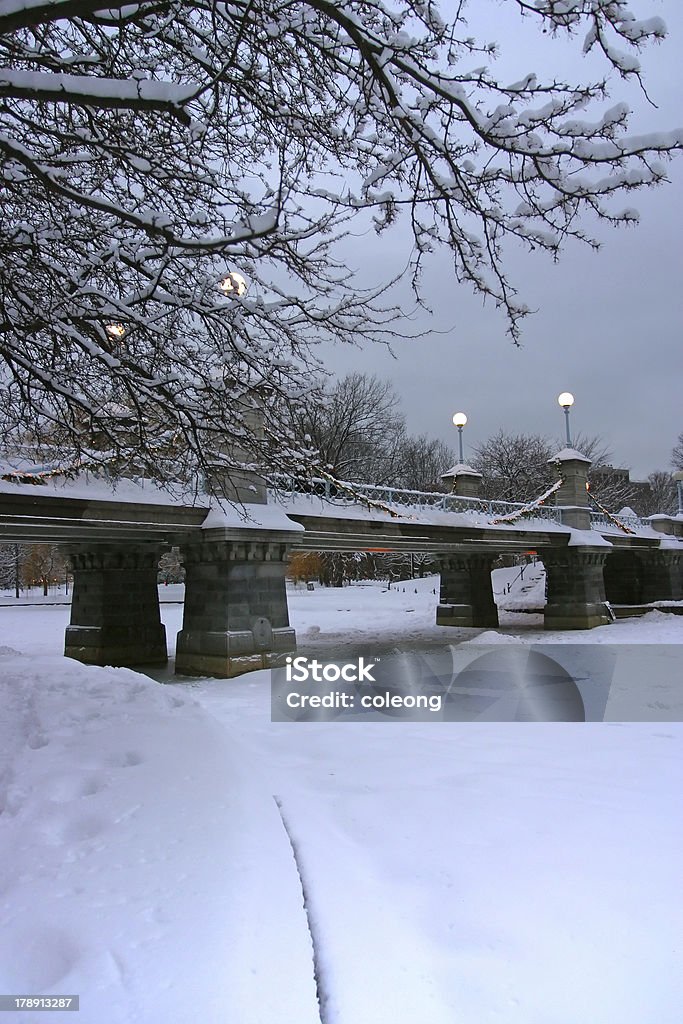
[44,771,106,803]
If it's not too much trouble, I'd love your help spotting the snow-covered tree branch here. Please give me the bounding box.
[0,0,680,491]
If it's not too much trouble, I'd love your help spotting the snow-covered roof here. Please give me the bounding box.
[441,463,483,479]
[547,448,591,464]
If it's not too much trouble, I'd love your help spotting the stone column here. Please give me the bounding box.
[440,465,483,498]
[436,553,498,628]
[175,537,296,677]
[547,448,592,529]
[637,549,683,603]
[65,543,167,666]
[541,547,610,630]
[204,401,267,504]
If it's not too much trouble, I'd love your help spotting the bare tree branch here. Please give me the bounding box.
[0,0,680,492]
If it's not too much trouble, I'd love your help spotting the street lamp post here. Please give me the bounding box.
[674,471,683,516]
[452,412,467,462]
[558,392,574,447]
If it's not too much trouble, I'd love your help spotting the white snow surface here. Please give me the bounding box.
[440,462,482,478]
[201,499,305,532]
[0,584,681,1023]
[547,447,592,463]
[0,654,319,1024]
[567,527,613,546]
[493,564,546,610]
[0,471,191,507]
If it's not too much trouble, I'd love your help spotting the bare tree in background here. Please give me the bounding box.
[635,471,677,517]
[472,428,644,510]
[571,435,636,511]
[289,373,405,483]
[21,544,69,596]
[158,548,184,585]
[585,469,640,514]
[471,431,555,502]
[1,1,680,493]
[288,372,454,488]
[672,433,683,471]
[393,435,454,493]
[0,544,24,597]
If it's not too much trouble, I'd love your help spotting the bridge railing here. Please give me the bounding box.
[267,475,565,525]
[268,474,658,534]
[587,511,650,532]
[0,453,654,536]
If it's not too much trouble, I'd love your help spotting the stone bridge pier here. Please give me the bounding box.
[541,448,611,630]
[65,543,167,667]
[175,535,296,677]
[63,534,297,678]
[540,547,611,630]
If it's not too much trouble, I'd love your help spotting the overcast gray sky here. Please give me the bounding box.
[319,0,682,480]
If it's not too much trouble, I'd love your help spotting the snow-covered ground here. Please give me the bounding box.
[0,581,681,1023]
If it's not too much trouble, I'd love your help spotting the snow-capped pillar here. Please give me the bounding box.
[65,543,167,666]
[455,471,482,499]
[636,548,683,603]
[436,553,498,628]
[175,535,296,677]
[541,547,610,630]
[440,464,483,499]
[547,448,592,530]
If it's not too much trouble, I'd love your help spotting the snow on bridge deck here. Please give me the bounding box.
[0,469,677,555]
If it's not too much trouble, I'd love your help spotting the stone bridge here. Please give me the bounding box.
[1,449,681,677]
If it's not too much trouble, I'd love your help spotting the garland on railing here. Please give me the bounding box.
[270,467,565,525]
[490,479,563,524]
[295,466,408,520]
[585,487,636,535]
[1,458,91,485]
[267,464,412,520]
[261,422,408,520]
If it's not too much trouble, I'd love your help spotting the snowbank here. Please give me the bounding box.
[0,652,319,1024]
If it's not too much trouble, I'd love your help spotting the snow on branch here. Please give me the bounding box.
[0,68,196,122]
[0,1,148,33]
[0,0,680,495]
